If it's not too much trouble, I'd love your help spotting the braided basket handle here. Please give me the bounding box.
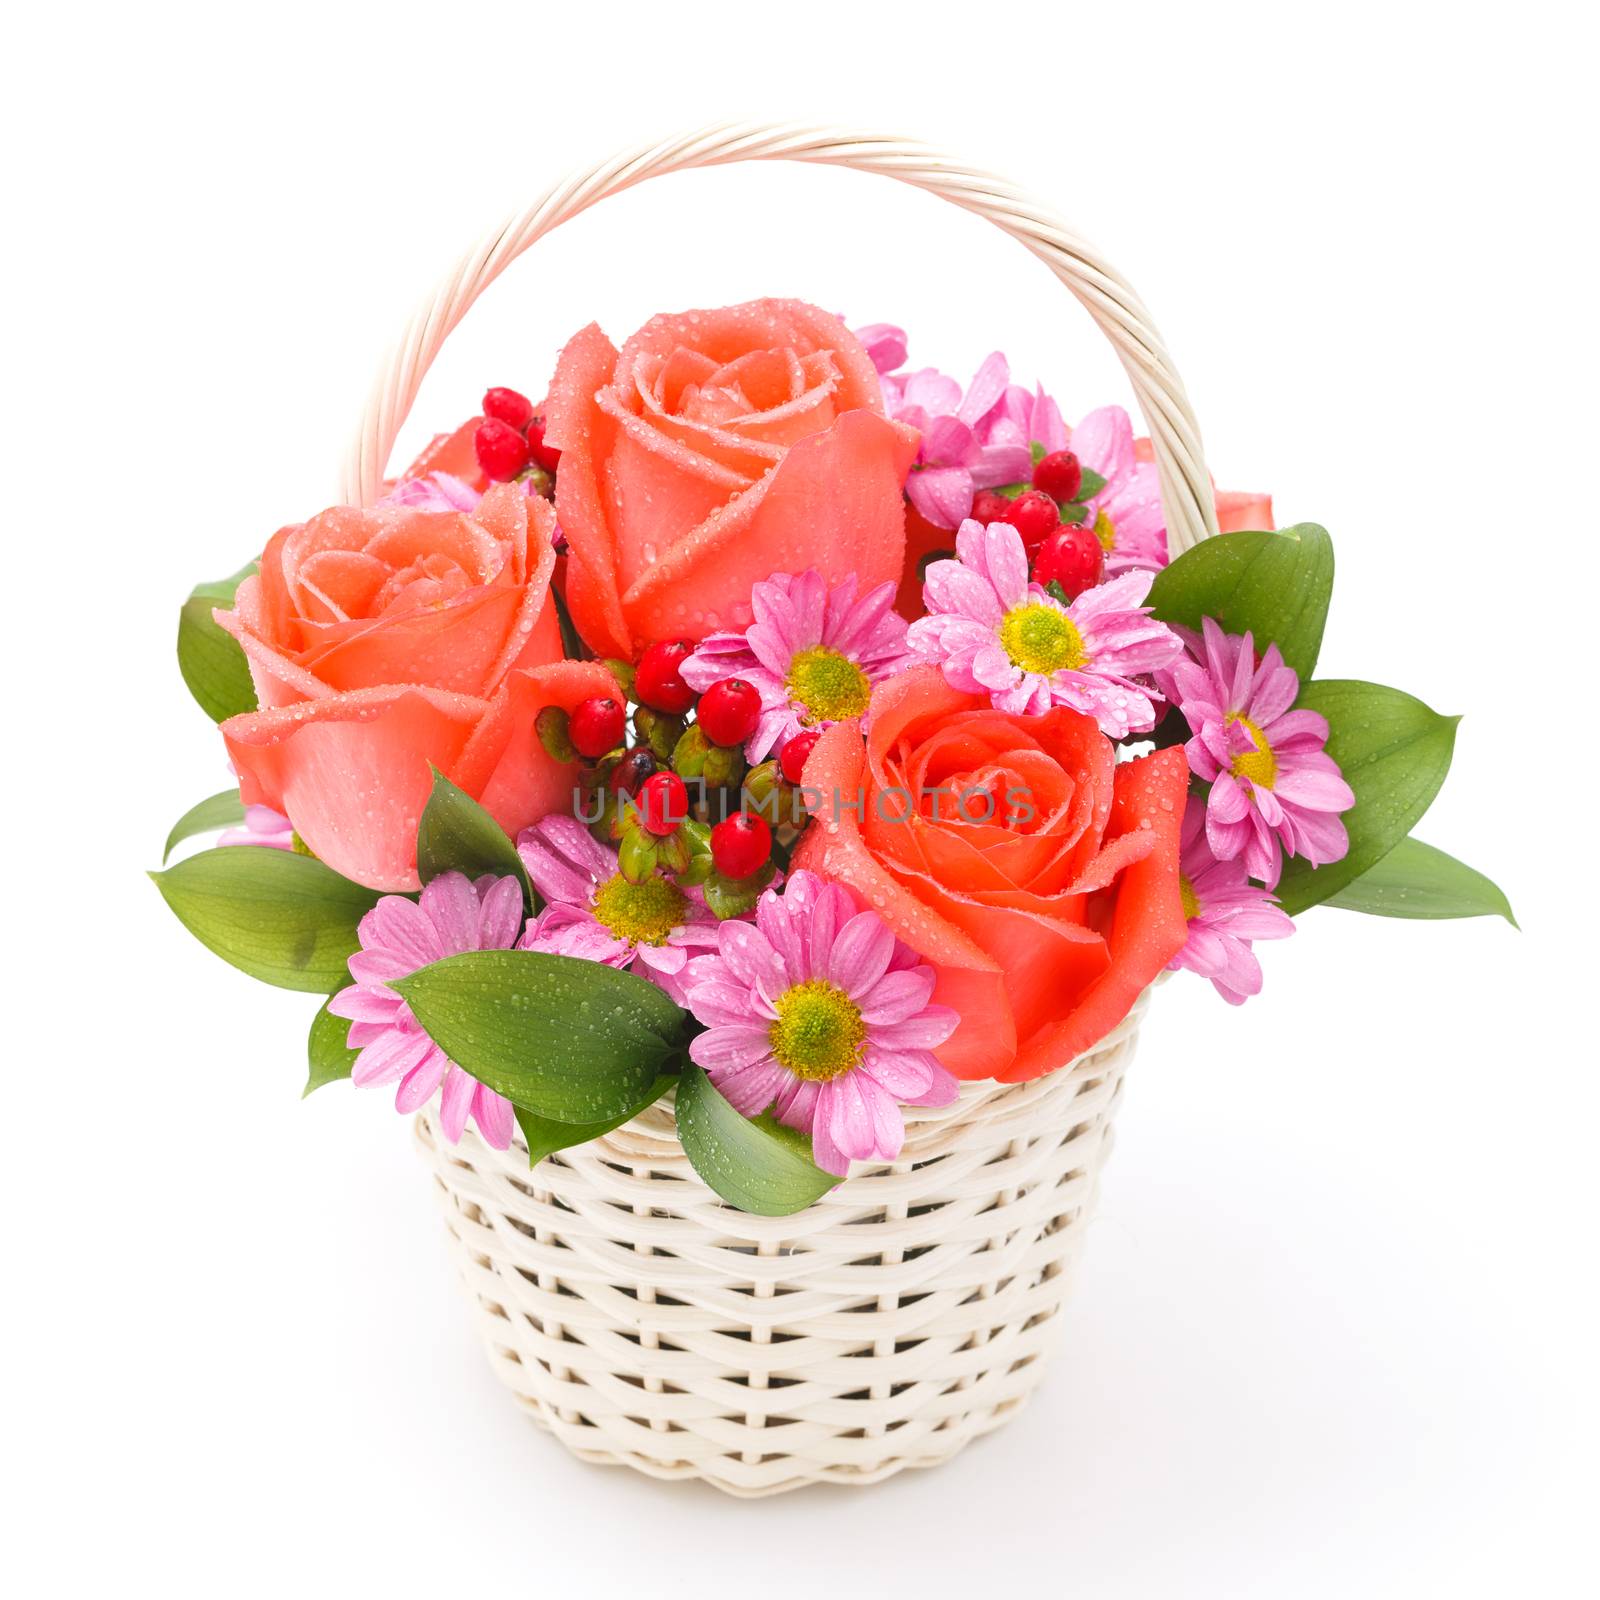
[342,121,1220,553]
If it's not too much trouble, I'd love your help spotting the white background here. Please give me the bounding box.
[5,3,1596,1595]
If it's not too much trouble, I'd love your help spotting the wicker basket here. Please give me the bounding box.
[354,124,1219,1497]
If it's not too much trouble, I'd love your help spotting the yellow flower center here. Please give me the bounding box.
[1179,873,1201,923]
[591,872,687,946]
[1227,713,1278,790]
[769,979,867,1082]
[786,645,873,724]
[1093,508,1117,554]
[999,603,1088,675]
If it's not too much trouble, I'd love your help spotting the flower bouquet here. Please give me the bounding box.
[153,128,1511,1496]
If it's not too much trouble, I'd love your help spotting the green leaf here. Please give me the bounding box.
[1072,466,1107,502]
[305,999,358,1096]
[674,1064,838,1216]
[163,789,246,862]
[1325,837,1516,926]
[393,950,687,1122]
[414,768,534,908]
[150,847,381,991]
[177,563,258,723]
[1275,680,1460,916]
[1147,524,1335,680]
[513,1075,674,1167]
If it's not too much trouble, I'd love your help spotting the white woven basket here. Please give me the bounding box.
[355,123,1216,1497]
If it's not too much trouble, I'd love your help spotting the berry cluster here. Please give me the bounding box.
[472,385,562,487]
[971,448,1107,599]
[536,639,813,918]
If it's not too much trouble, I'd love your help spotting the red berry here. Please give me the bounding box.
[474,417,531,482]
[996,489,1060,551]
[1033,524,1105,599]
[481,386,536,433]
[569,695,625,759]
[636,771,688,837]
[710,812,772,880]
[525,415,562,474]
[609,748,657,795]
[1032,449,1083,504]
[969,488,1014,525]
[634,638,696,714]
[697,677,761,747]
[779,729,821,785]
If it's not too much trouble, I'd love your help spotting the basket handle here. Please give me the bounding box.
[341,121,1220,554]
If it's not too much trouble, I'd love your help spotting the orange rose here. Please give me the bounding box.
[546,298,919,660]
[218,483,614,891]
[795,667,1189,1081]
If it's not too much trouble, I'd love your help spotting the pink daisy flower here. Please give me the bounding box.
[217,802,294,851]
[683,870,959,1177]
[1069,405,1168,574]
[516,814,722,1005]
[680,570,913,762]
[907,519,1183,736]
[1168,798,1295,1004]
[327,872,524,1149]
[1170,618,1356,888]
[866,332,1061,530]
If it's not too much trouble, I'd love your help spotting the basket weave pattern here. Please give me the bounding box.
[414,994,1145,1496]
[369,122,1214,1493]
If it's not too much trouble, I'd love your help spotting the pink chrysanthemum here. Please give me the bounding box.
[327,872,523,1148]
[1170,618,1356,888]
[1069,405,1169,574]
[907,519,1183,736]
[1168,798,1295,1004]
[217,802,294,851]
[683,871,959,1177]
[517,815,722,1005]
[861,326,1066,530]
[680,570,913,761]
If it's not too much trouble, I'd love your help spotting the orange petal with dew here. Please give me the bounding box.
[625,409,918,643]
[547,322,632,659]
[615,300,886,419]
[997,748,1188,1081]
[454,659,623,841]
[222,685,489,892]
[793,718,1015,1079]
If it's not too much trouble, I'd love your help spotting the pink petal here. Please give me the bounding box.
[822,1074,878,1163]
[351,1027,432,1088]
[437,1062,475,1141]
[418,873,481,957]
[907,467,976,533]
[712,1059,788,1116]
[326,985,403,1024]
[394,1046,449,1112]
[689,1025,775,1072]
[1273,762,1356,812]
[828,911,896,997]
[476,874,526,949]
[473,1086,515,1150]
[358,895,442,969]
[856,966,936,1024]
